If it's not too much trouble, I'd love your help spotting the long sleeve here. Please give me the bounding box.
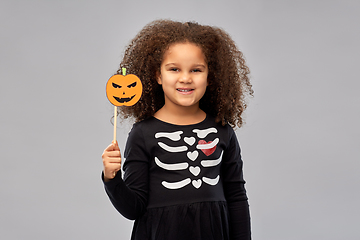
[102,123,149,220]
[221,127,251,240]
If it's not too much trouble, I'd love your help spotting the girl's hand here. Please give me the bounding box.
[102,141,121,182]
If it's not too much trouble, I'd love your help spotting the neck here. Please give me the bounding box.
[154,104,206,125]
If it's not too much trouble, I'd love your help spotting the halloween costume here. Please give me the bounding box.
[102,116,251,240]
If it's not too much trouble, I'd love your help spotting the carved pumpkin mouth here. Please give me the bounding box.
[113,95,136,103]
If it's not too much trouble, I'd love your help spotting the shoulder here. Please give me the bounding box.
[206,115,235,138]
[124,118,158,157]
[196,115,237,150]
[129,116,157,134]
[211,117,240,152]
[127,116,167,144]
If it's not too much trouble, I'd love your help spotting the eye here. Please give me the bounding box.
[191,68,202,73]
[127,81,137,88]
[112,83,121,88]
[169,68,179,72]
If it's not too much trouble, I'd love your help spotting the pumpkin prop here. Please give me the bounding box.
[106,73,143,107]
[106,68,143,143]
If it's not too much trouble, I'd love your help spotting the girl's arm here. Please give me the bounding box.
[222,127,251,240]
[102,124,149,220]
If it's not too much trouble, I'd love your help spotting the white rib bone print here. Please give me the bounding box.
[154,127,222,189]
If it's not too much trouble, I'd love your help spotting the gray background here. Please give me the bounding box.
[1,0,359,239]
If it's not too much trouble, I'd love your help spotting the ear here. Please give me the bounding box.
[156,71,162,85]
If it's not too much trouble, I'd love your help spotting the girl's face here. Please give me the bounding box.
[157,42,208,111]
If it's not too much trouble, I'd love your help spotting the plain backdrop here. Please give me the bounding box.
[1,0,359,239]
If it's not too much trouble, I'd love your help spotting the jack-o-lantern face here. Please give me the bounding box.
[106,74,143,106]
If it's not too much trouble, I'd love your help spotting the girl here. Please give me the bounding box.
[102,20,253,240]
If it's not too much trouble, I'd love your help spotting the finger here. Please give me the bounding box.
[105,150,121,158]
[103,154,121,162]
[105,157,121,164]
[102,145,121,160]
[105,162,121,170]
[102,152,121,163]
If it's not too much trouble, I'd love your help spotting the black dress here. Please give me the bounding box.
[103,116,251,240]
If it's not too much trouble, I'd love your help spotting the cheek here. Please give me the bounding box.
[198,76,208,87]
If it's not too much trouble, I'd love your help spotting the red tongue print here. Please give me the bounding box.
[198,140,216,156]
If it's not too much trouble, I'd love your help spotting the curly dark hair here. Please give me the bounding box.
[115,19,253,128]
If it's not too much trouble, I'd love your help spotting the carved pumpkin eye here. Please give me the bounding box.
[106,74,143,106]
[127,82,137,88]
[112,83,122,88]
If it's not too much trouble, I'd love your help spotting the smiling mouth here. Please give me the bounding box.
[113,95,136,103]
[177,88,194,92]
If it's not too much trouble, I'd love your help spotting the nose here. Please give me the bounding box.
[179,72,192,83]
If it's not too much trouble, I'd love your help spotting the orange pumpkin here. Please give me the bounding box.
[106,74,143,106]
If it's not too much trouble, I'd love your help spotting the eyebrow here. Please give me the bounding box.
[164,63,207,68]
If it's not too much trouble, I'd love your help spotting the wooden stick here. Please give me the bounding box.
[113,68,125,144]
[113,105,117,143]
[113,106,118,178]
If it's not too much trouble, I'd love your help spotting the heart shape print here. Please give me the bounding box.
[184,137,196,146]
[189,166,200,176]
[192,179,202,189]
[198,140,217,156]
[187,151,199,161]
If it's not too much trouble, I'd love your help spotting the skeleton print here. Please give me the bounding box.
[154,127,222,189]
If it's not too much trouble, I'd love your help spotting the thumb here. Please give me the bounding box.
[104,141,117,151]
[112,140,120,150]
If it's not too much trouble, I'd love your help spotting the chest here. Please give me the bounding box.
[146,126,226,190]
